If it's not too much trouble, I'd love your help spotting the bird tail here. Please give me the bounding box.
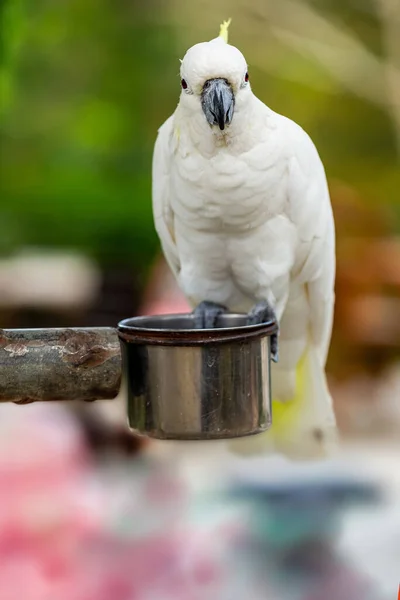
[228,341,338,460]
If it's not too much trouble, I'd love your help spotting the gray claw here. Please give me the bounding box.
[270,339,279,363]
[193,301,227,329]
[247,300,279,363]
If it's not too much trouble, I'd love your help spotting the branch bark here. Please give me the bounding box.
[0,327,121,403]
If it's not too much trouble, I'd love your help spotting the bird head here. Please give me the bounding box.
[179,20,251,131]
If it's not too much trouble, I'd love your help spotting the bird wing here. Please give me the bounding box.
[285,117,336,367]
[152,115,181,277]
[230,117,337,459]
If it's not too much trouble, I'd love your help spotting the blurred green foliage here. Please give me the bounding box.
[1,0,399,274]
[0,0,179,268]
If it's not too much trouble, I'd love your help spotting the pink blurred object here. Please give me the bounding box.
[0,403,243,600]
[140,255,190,315]
[0,403,105,599]
[0,403,100,535]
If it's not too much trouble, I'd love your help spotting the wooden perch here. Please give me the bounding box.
[0,328,121,403]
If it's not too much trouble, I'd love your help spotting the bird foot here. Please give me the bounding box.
[247,300,279,362]
[193,301,227,329]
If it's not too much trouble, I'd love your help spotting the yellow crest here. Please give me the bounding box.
[218,18,232,43]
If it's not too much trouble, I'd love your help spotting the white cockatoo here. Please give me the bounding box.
[152,21,337,459]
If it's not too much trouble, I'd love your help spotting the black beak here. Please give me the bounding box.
[201,78,234,131]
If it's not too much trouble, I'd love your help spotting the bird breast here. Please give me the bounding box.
[170,143,288,233]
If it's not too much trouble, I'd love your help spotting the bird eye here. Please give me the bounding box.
[245,72,249,83]
[181,79,188,90]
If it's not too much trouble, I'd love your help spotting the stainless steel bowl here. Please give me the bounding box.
[118,313,277,440]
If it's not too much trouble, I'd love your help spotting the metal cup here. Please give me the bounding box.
[118,314,277,440]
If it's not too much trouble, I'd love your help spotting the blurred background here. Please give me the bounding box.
[0,0,399,598]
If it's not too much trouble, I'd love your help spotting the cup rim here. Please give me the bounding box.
[117,313,278,346]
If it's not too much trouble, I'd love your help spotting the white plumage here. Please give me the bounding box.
[152,28,337,459]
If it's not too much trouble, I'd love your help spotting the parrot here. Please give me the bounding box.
[151,20,337,459]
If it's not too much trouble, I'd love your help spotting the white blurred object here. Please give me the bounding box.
[149,439,400,599]
[336,444,400,600]
[0,248,101,309]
